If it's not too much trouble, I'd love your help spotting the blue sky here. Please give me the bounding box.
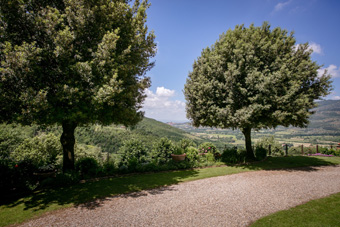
[142,0,340,122]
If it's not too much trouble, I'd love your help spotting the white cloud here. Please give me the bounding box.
[308,42,323,55]
[142,87,187,122]
[274,0,292,12]
[318,64,340,78]
[332,96,340,100]
[156,86,175,97]
[294,42,323,55]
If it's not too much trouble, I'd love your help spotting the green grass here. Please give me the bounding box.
[251,192,340,227]
[1,156,340,226]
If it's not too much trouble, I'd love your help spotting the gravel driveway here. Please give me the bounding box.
[19,165,340,227]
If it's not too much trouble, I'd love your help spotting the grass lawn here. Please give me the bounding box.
[251,192,340,227]
[1,156,340,226]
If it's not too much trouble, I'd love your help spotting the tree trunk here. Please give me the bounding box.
[61,121,77,172]
[242,127,255,160]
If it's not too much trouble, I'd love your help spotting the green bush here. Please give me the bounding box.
[152,137,174,164]
[221,147,239,163]
[173,146,185,155]
[256,136,283,156]
[0,158,39,194]
[119,139,149,166]
[179,138,195,150]
[75,157,99,177]
[198,142,218,154]
[238,149,247,163]
[185,146,199,162]
[255,146,267,161]
[41,170,80,188]
[75,144,104,163]
[103,160,117,175]
[288,146,301,155]
[10,133,62,169]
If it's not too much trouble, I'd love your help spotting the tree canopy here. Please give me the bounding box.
[0,0,156,170]
[184,22,332,159]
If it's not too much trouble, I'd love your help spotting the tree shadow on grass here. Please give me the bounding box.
[236,156,339,172]
[2,169,200,212]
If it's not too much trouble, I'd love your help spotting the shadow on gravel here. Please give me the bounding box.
[238,156,338,172]
[2,169,199,212]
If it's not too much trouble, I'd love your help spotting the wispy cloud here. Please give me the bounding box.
[294,42,323,55]
[332,96,340,100]
[142,87,187,122]
[308,42,323,55]
[318,64,340,79]
[274,0,292,12]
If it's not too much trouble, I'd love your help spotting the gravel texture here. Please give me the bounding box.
[19,165,340,227]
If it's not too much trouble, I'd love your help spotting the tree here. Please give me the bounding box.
[0,0,156,171]
[184,22,332,160]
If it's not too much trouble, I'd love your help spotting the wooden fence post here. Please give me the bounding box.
[316,144,319,153]
[285,144,288,156]
[301,145,304,155]
[268,144,271,156]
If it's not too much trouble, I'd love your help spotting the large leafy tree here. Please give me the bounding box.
[184,22,332,159]
[0,0,156,171]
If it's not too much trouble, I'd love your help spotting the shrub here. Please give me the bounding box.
[41,170,80,188]
[198,142,218,154]
[75,157,99,177]
[103,160,117,176]
[0,158,38,194]
[10,133,62,169]
[185,146,199,162]
[119,139,149,166]
[288,146,301,155]
[152,137,174,164]
[256,136,283,156]
[237,149,247,163]
[179,139,195,150]
[75,144,104,164]
[173,146,185,155]
[221,147,238,164]
[255,146,267,161]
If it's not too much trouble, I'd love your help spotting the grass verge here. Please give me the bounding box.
[251,192,340,227]
[1,156,340,226]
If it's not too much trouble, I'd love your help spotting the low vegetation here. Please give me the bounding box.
[251,191,340,227]
[1,156,340,226]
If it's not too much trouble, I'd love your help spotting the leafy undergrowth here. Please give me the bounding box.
[251,192,340,227]
[1,156,340,226]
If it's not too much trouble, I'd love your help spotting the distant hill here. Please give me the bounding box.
[67,117,206,153]
[307,100,340,131]
[172,100,340,137]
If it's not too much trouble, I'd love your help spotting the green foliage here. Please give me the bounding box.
[288,146,301,155]
[256,136,283,156]
[172,147,185,155]
[255,146,267,161]
[152,137,174,164]
[75,157,99,177]
[198,142,218,154]
[179,138,195,150]
[10,133,62,169]
[0,0,156,126]
[75,144,104,163]
[221,147,239,163]
[0,0,157,171]
[185,146,199,162]
[40,171,80,188]
[0,158,38,194]
[184,22,332,158]
[119,139,149,169]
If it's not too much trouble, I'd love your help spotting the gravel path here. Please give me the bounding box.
[20,165,340,227]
